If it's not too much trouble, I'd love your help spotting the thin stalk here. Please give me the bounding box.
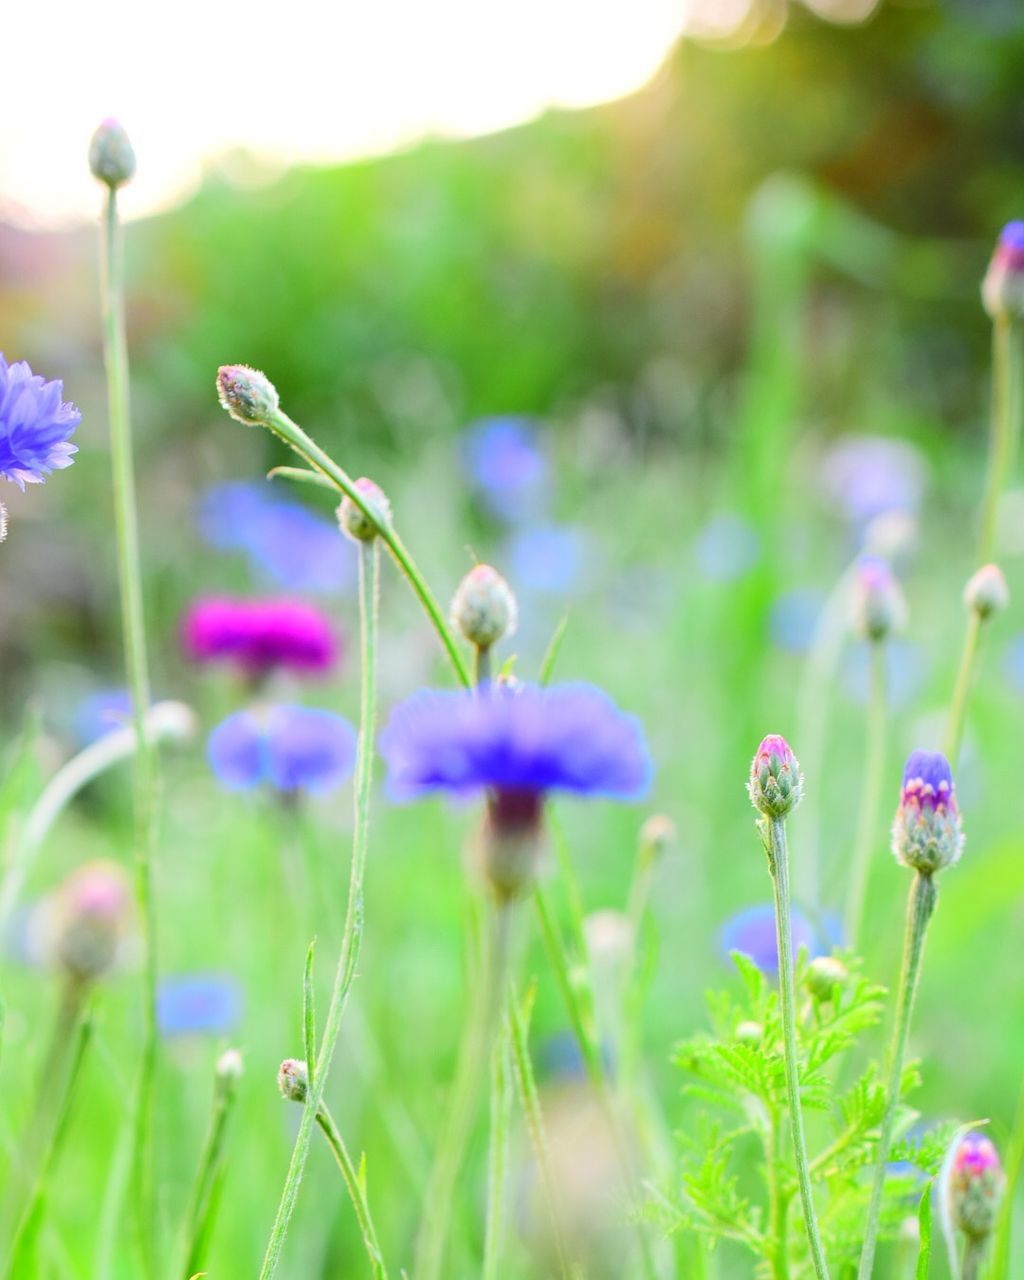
[258,538,380,1280]
[413,899,514,1280]
[315,1104,389,1280]
[977,314,1022,565]
[846,641,887,951]
[483,1037,513,1280]
[100,182,160,1271]
[961,1236,986,1280]
[857,871,937,1280]
[263,406,471,688]
[944,612,982,764]
[178,1058,241,1278]
[766,1105,789,1280]
[990,1075,1024,1279]
[475,644,492,688]
[768,817,830,1280]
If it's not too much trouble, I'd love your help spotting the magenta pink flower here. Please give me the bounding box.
[181,596,339,678]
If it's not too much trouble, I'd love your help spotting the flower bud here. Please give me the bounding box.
[748,735,803,819]
[964,563,1009,621]
[217,1047,244,1082]
[337,477,391,543]
[804,955,848,1003]
[948,1133,1005,1241]
[851,555,906,642]
[735,1020,763,1046]
[88,118,136,189]
[216,365,280,426]
[450,564,518,650]
[51,861,132,983]
[637,814,675,866]
[982,222,1024,320]
[892,751,964,874]
[277,1057,309,1103]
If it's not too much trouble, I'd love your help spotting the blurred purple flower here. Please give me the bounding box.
[694,513,759,582]
[158,973,242,1036]
[207,705,357,794]
[182,596,339,678]
[379,682,652,802]
[720,903,821,975]
[460,417,548,521]
[821,436,925,528]
[73,687,133,745]
[769,588,825,653]
[0,354,80,489]
[507,524,590,595]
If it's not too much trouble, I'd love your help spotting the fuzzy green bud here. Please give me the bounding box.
[638,814,676,866]
[804,955,848,1003]
[964,563,1009,620]
[277,1057,308,1103]
[748,734,803,820]
[450,564,518,650]
[216,365,280,426]
[735,1020,763,1046]
[852,555,906,642]
[217,1048,244,1082]
[337,477,391,543]
[89,118,136,189]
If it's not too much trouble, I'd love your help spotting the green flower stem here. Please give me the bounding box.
[483,1035,513,1280]
[846,640,887,951]
[767,817,830,1280]
[263,406,472,689]
[944,611,982,764]
[766,1106,790,1280]
[961,1236,986,1280]
[857,871,937,1280]
[413,898,515,1280]
[178,1058,241,1278]
[259,539,380,1280]
[475,644,493,688]
[978,313,1023,565]
[99,183,160,1271]
[314,1103,389,1280]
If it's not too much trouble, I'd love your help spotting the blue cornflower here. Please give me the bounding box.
[720,903,821,975]
[769,588,825,654]
[379,682,651,803]
[157,973,242,1036]
[821,435,925,529]
[460,417,548,521]
[0,354,80,489]
[207,705,357,794]
[506,524,591,595]
[73,687,133,745]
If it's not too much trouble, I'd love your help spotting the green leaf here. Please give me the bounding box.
[916,1181,932,1279]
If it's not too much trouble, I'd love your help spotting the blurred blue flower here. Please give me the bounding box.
[0,354,80,489]
[208,705,357,794]
[506,524,590,595]
[769,588,825,654]
[840,639,924,709]
[157,973,242,1036]
[460,417,548,521]
[197,482,355,594]
[720,903,821,975]
[694,513,759,582]
[821,436,925,529]
[73,687,133,745]
[1004,634,1024,695]
[379,682,651,802]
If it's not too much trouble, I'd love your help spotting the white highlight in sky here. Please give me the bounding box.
[1,0,685,227]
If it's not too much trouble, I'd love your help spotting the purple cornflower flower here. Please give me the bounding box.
[182,596,339,678]
[720,903,820,976]
[207,704,357,794]
[460,417,548,521]
[892,750,963,874]
[157,973,242,1036]
[948,1132,1005,1241]
[821,435,925,530]
[0,354,80,490]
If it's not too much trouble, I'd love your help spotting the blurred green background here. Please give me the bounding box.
[3,0,1024,1275]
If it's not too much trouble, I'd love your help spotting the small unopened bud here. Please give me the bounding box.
[638,814,675,866]
[450,564,518,650]
[52,861,132,983]
[584,910,634,968]
[735,1020,763,1046]
[217,1048,244,1082]
[804,955,848,1002]
[948,1133,1005,1242]
[216,365,280,426]
[852,555,906,642]
[277,1057,308,1103]
[982,222,1024,320]
[964,564,1009,620]
[748,735,803,819]
[892,750,964,874]
[88,118,136,189]
[337,477,391,543]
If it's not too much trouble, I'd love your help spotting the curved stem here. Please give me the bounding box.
[100,184,160,1273]
[977,314,1022,565]
[944,612,982,765]
[258,539,379,1280]
[315,1104,389,1280]
[846,641,887,951]
[264,406,471,689]
[768,818,830,1280]
[857,871,937,1280]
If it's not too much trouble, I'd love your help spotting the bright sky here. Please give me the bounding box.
[2,0,687,228]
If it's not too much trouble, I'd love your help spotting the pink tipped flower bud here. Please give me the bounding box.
[217,1048,244,1082]
[852,555,906,642]
[892,751,964,874]
[638,814,675,865]
[337,477,392,543]
[450,564,518,650]
[88,118,136,189]
[982,222,1024,320]
[51,861,132,983]
[964,564,1009,621]
[748,735,803,819]
[948,1133,1005,1241]
[277,1057,309,1103]
[216,365,280,426]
